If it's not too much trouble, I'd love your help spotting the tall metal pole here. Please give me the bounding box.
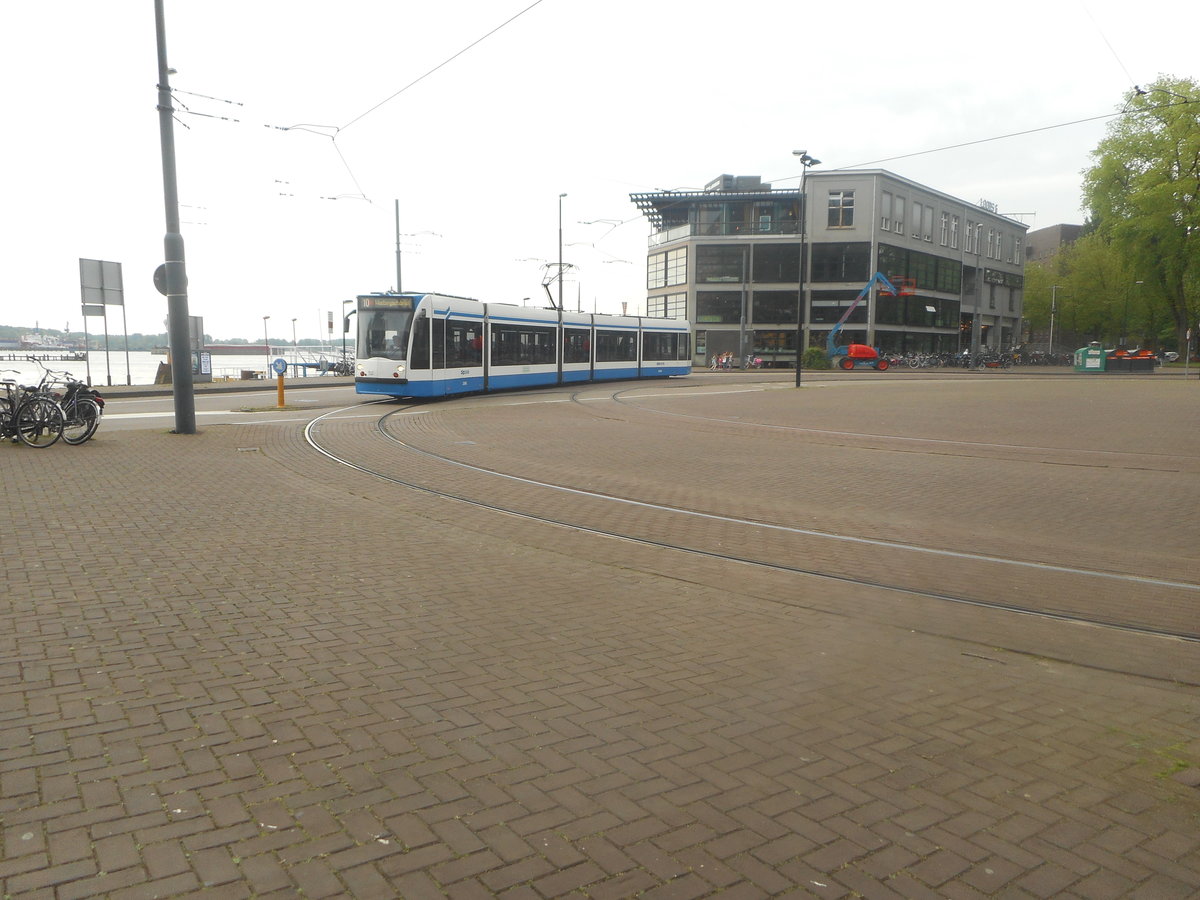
[1049,285,1059,355]
[971,225,982,364]
[558,193,567,311]
[154,0,196,433]
[263,316,271,375]
[342,300,350,362]
[400,200,410,292]
[792,151,819,387]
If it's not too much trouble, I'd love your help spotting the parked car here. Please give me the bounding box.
[1162,351,1180,362]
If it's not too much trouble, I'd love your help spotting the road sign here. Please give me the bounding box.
[272,357,288,376]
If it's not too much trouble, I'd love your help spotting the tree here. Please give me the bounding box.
[1082,76,1200,351]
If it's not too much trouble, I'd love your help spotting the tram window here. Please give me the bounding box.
[410,315,430,368]
[490,324,557,366]
[447,319,483,368]
[563,328,590,364]
[595,329,637,362]
[365,308,414,361]
[642,332,678,360]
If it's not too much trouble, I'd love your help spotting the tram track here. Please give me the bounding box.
[303,392,1200,649]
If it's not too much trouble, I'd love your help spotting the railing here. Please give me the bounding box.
[649,220,803,246]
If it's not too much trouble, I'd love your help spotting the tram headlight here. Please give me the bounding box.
[393,364,405,378]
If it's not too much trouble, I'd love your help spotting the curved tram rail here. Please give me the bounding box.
[304,386,1200,659]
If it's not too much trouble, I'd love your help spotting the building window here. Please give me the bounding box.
[696,245,746,283]
[647,292,687,319]
[647,253,665,290]
[1014,237,1022,265]
[894,196,905,235]
[880,191,892,231]
[940,212,949,246]
[986,228,995,259]
[753,330,797,359]
[665,247,687,286]
[695,291,742,323]
[751,244,800,283]
[811,242,871,283]
[923,205,933,242]
[950,215,959,249]
[827,190,854,227]
[976,224,983,255]
[751,291,800,324]
[911,202,922,239]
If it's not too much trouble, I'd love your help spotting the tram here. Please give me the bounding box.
[353,292,692,398]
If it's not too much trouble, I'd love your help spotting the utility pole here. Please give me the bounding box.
[154,0,196,433]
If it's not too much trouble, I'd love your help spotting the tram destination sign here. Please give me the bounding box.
[360,295,414,310]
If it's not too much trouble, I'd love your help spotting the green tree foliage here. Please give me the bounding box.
[1081,76,1200,350]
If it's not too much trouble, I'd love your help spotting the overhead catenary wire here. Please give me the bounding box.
[339,0,551,133]
[770,96,1198,182]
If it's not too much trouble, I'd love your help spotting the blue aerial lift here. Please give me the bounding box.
[826,271,912,370]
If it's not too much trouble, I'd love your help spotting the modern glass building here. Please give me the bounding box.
[631,171,1027,367]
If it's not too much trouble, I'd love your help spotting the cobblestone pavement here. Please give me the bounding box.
[1,373,1198,898]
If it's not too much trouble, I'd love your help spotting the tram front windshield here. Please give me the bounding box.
[361,307,414,361]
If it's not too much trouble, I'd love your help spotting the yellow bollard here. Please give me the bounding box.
[277,373,285,408]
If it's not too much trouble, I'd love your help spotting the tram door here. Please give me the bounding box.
[432,318,447,395]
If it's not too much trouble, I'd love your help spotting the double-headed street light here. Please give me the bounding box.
[792,150,820,387]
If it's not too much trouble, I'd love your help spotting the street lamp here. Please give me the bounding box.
[341,299,353,363]
[1049,285,1062,355]
[792,150,820,386]
[263,315,271,376]
[558,193,567,311]
[291,318,297,363]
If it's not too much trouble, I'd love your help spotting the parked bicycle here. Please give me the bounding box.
[29,362,104,445]
[0,369,65,447]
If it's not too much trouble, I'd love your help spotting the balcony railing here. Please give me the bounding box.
[649,220,803,246]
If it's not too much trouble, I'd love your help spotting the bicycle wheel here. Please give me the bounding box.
[16,397,64,448]
[61,397,101,445]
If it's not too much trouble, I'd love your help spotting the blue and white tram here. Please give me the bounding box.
[353,292,691,398]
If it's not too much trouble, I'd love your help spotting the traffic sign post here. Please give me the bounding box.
[273,357,288,407]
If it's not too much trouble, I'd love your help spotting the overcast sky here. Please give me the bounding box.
[3,0,1193,341]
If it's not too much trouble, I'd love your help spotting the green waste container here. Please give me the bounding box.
[1074,343,1106,373]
